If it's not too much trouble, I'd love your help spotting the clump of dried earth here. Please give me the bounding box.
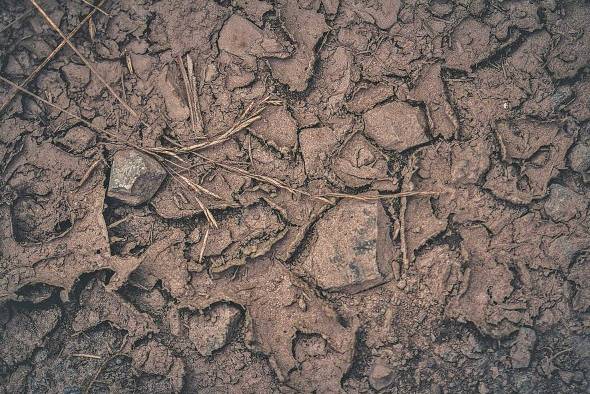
[1,0,590,393]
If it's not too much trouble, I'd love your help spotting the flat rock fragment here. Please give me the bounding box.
[364,101,429,151]
[301,198,394,293]
[108,149,167,206]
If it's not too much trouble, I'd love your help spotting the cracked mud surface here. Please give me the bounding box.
[1,0,589,392]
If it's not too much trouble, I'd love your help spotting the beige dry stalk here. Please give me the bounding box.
[2,4,442,231]
[79,0,110,16]
[29,0,149,128]
[0,0,107,114]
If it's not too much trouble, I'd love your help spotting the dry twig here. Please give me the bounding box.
[186,55,204,133]
[0,1,106,114]
[0,9,32,35]
[79,0,110,17]
[29,0,146,126]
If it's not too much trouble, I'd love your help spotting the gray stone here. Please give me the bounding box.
[301,198,394,293]
[188,303,243,356]
[108,149,166,206]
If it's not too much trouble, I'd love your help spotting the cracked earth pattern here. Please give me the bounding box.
[1,0,590,393]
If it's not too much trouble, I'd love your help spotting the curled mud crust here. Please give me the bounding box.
[1,0,589,392]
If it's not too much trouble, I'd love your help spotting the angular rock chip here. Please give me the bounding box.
[108,149,167,206]
[364,101,429,151]
[187,303,243,356]
[301,198,394,293]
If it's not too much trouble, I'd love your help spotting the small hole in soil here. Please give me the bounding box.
[53,219,72,234]
[129,244,146,255]
[11,197,72,244]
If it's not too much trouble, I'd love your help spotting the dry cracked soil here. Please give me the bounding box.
[1,0,590,393]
